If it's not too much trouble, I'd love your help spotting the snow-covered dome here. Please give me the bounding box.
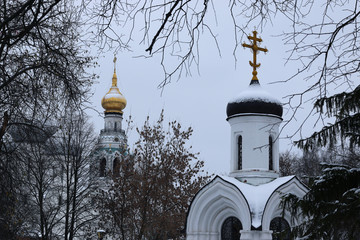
[226,80,283,118]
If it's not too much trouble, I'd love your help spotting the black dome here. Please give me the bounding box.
[226,82,283,118]
[227,100,283,118]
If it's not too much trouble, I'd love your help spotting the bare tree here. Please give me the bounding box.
[9,119,62,239]
[87,0,214,87]
[87,1,357,88]
[279,150,299,177]
[0,0,94,148]
[95,111,210,240]
[54,108,98,240]
[280,149,328,186]
[0,1,95,238]
[4,108,97,240]
[0,139,32,239]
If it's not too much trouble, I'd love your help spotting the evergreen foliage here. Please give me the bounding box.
[296,85,360,150]
[282,84,360,238]
[282,164,360,239]
[285,78,360,239]
[282,83,360,237]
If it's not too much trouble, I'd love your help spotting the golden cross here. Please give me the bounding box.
[112,55,118,87]
[242,31,268,82]
[113,55,117,72]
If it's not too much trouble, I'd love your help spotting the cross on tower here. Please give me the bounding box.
[242,31,268,82]
[112,55,118,87]
[113,55,117,72]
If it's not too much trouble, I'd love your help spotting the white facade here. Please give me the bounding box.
[228,114,281,185]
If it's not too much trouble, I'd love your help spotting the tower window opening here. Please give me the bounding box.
[238,135,242,170]
[100,158,106,177]
[269,136,273,170]
[114,122,117,131]
[113,158,120,177]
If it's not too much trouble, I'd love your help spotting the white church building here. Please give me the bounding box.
[186,31,308,240]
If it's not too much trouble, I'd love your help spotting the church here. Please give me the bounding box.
[185,31,308,240]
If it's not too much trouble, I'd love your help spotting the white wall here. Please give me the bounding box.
[227,114,282,184]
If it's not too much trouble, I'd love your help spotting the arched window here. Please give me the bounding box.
[269,136,273,170]
[99,158,106,177]
[221,216,243,240]
[238,135,242,170]
[113,158,120,177]
[270,217,291,240]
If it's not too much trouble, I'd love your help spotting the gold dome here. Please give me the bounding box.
[101,59,127,114]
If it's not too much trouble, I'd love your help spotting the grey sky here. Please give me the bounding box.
[87,2,323,175]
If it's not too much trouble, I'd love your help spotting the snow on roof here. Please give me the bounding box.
[103,87,125,99]
[219,175,295,228]
[229,83,281,104]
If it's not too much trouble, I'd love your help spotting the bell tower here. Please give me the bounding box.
[93,57,128,178]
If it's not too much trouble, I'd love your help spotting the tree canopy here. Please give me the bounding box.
[282,163,360,239]
[95,111,210,240]
[0,1,95,238]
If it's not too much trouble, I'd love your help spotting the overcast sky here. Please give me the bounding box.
[87,2,323,175]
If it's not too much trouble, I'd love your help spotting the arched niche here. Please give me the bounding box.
[186,176,251,238]
[262,177,308,231]
[113,157,120,176]
[99,158,106,177]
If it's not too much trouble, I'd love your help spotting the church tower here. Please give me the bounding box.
[94,57,127,178]
[226,31,282,185]
[226,65,283,184]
